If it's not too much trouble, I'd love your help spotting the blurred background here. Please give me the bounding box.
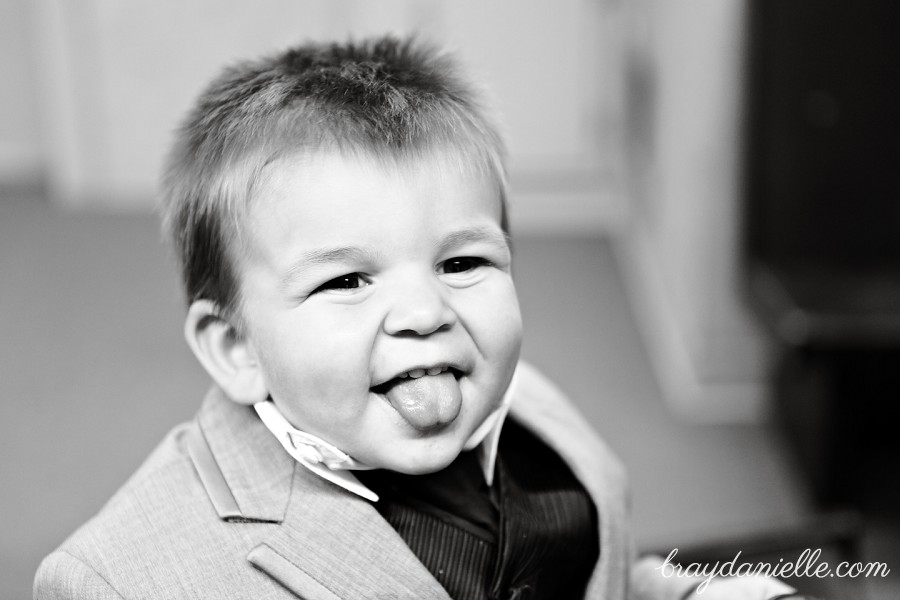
[2,0,898,598]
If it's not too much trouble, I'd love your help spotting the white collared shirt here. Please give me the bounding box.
[254,371,517,503]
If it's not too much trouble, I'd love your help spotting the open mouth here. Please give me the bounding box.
[371,366,464,431]
[371,366,462,395]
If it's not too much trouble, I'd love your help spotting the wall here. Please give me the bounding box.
[24,0,626,234]
[616,0,772,421]
[0,0,41,183]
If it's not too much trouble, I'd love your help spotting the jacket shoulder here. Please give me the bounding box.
[34,551,125,600]
[36,419,282,598]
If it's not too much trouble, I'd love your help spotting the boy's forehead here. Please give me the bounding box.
[248,147,502,215]
[240,147,506,248]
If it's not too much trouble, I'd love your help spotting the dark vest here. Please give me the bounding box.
[356,418,599,600]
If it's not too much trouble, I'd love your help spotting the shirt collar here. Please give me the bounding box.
[254,368,518,503]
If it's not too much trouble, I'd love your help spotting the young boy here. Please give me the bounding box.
[34,36,795,600]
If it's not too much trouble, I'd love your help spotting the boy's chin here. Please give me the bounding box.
[371,439,466,475]
[391,457,458,476]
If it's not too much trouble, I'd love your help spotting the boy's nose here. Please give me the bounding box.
[382,277,457,336]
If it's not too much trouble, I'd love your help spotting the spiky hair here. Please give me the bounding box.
[160,35,508,324]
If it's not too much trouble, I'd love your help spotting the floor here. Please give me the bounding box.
[2,190,896,599]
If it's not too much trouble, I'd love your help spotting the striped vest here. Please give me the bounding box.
[357,418,599,600]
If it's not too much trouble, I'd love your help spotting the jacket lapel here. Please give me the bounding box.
[191,387,449,599]
[249,467,450,600]
[509,362,632,600]
[193,387,294,522]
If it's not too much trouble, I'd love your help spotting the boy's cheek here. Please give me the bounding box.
[480,287,524,349]
[461,277,521,321]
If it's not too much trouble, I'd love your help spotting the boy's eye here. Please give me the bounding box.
[442,257,490,274]
[312,273,369,294]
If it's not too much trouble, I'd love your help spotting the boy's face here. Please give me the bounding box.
[236,150,522,474]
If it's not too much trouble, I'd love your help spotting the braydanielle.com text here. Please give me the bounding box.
[657,548,891,594]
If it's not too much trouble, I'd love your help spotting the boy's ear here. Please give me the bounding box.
[184,300,268,405]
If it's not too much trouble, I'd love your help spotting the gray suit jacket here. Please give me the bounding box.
[34,362,694,599]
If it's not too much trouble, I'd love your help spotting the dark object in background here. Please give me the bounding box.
[742,0,900,508]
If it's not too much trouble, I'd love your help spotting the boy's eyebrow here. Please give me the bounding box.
[438,227,511,254]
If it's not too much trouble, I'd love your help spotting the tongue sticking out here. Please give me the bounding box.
[383,371,462,431]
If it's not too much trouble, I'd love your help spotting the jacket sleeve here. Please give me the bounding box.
[629,554,705,600]
[629,555,796,600]
[34,552,126,600]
